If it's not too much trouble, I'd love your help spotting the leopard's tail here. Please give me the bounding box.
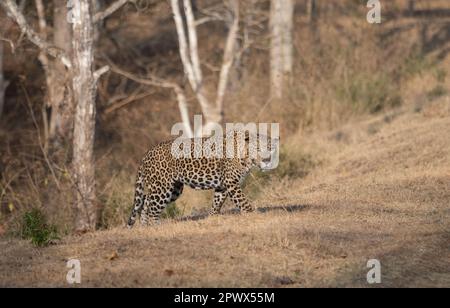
[127,166,145,228]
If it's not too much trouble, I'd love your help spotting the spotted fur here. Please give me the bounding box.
[127,133,278,227]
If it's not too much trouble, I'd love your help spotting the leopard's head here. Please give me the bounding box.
[229,131,280,171]
[248,132,280,171]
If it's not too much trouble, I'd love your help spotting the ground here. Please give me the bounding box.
[1,101,449,288]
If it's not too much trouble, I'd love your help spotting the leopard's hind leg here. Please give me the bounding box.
[141,181,184,225]
[127,167,145,228]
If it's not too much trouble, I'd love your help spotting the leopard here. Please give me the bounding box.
[127,131,279,228]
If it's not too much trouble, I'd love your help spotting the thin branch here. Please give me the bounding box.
[195,16,220,26]
[0,0,71,68]
[20,83,61,190]
[93,0,132,23]
[109,63,179,89]
[196,3,227,23]
[0,37,15,53]
[94,65,110,82]
[108,63,194,137]
[104,88,155,114]
[0,167,27,204]
[34,0,47,38]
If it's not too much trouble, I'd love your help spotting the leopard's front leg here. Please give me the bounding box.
[226,185,254,213]
[209,188,227,215]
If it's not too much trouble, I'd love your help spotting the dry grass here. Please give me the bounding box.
[1,100,449,287]
[1,0,450,287]
[2,0,450,231]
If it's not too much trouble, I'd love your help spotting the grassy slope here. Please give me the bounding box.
[1,101,449,288]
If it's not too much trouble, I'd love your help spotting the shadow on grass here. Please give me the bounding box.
[176,204,311,222]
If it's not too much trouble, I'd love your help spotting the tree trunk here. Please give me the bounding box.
[307,0,316,23]
[282,0,294,75]
[170,0,223,136]
[34,0,73,150]
[48,0,73,148]
[270,0,294,99]
[92,0,102,42]
[215,0,239,118]
[71,0,99,232]
[0,41,8,122]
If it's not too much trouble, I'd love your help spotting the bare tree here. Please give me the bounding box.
[71,0,109,232]
[69,0,130,231]
[4,0,126,149]
[49,0,74,147]
[1,0,130,231]
[270,0,294,99]
[50,0,130,148]
[0,0,74,129]
[170,0,239,136]
[33,0,73,150]
[0,0,72,67]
